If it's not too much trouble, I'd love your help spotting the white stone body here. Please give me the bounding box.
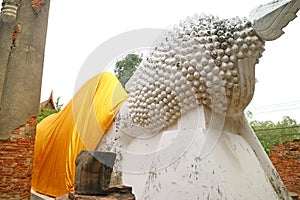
[124,114,279,200]
[98,103,287,200]
[99,92,292,199]
[98,0,300,199]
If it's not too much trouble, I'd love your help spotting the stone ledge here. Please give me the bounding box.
[69,185,135,200]
[31,189,55,200]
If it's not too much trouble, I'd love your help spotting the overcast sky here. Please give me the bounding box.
[41,0,300,122]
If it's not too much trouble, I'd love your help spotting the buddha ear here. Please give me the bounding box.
[249,0,300,41]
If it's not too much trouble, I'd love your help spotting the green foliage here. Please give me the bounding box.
[114,54,142,87]
[38,97,63,123]
[250,115,300,155]
[38,106,57,123]
[246,110,253,119]
[55,96,63,111]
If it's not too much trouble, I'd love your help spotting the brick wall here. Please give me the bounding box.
[269,139,300,196]
[0,117,36,200]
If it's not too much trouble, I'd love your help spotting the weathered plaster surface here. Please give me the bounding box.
[0,0,50,140]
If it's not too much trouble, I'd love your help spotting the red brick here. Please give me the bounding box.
[270,139,300,196]
[0,117,37,200]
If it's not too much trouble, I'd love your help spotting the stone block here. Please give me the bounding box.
[74,151,116,195]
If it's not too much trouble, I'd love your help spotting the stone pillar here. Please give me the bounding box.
[0,0,50,139]
[0,0,51,199]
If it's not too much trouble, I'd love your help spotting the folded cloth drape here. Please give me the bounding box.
[31,72,128,197]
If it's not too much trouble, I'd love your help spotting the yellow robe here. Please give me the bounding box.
[31,72,128,197]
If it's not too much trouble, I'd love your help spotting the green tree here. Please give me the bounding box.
[38,97,63,123]
[249,115,300,155]
[114,54,142,87]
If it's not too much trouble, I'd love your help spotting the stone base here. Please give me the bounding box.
[69,185,135,200]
